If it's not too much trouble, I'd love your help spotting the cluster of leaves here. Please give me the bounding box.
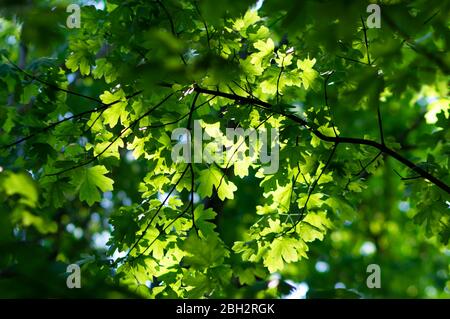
[0,0,448,298]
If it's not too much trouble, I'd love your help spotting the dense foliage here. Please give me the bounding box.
[0,0,449,298]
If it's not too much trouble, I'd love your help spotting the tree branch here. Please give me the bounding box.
[192,86,450,194]
[383,13,449,74]
[282,143,338,236]
[126,164,190,261]
[194,1,211,49]
[361,16,371,65]
[323,70,337,136]
[5,56,102,104]
[1,59,143,149]
[45,93,171,176]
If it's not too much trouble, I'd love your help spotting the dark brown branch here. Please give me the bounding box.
[135,199,193,261]
[290,168,302,203]
[192,86,450,194]
[232,80,257,101]
[187,91,200,130]
[373,77,385,145]
[276,57,285,104]
[216,114,272,193]
[155,0,176,36]
[154,0,187,65]
[336,55,369,66]
[393,168,422,181]
[124,93,209,262]
[5,56,102,104]
[423,10,440,25]
[139,95,216,130]
[82,107,107,134]
[186,92,199,235]
[3,105,105,149]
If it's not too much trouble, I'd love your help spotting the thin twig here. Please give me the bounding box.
[126,165,190,260]
[5,56,102,103]
[280,143,338,236]
[353,151,382,176]
[191,85,450,194]
[361,16,371,65]
[45,93,172,176]
[194,1,211,49]
[336,55,369,66]
[323,70,337,136]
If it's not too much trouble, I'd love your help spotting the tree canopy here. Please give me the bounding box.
[0,0,449,298]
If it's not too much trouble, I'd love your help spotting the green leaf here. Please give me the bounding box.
[183,234,229,270]
[70,165,114,205]
[92,58,117,83]
[263,237,308,273]
[194,205,217,238]
[20,84,39,104]
[2,172,38,207]
[19,210,57,234]
[66,51,91,76]
[297,57,318,90]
